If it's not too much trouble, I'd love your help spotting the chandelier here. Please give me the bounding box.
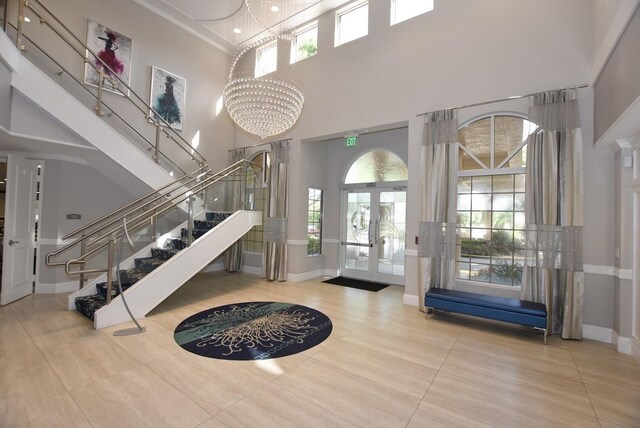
[222,1,305,139]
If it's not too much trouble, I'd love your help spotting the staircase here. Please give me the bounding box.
[69,210,261,329]
[74,211,233,321]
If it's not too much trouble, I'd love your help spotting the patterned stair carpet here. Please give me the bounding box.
[74,212,232,322]
[173,302,333,360]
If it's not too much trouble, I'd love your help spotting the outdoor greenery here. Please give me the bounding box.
[298,39,317,60]
[307,236,321,255]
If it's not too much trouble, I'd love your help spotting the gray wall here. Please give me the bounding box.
[0,59,11,130]
[38,159,145,285]
[594,6,640,142]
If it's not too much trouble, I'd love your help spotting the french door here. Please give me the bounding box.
[341,187,406,285]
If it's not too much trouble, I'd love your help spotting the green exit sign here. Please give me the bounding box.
[345,136,357,147]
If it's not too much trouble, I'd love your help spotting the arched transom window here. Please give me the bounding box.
[345,150,408,184]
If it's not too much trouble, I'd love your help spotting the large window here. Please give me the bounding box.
[335,0,368,46]
[255,41,277,77]
[390,0,434,25]
[307,188,323,255]
[291,22,318,64]
[456,115,538,287]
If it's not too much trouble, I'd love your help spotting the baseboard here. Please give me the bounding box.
[582,324,613,344]
[202,263,224,273]
[324,268,339,278]
[35,281,79,294]
[403,293,419,307]
[287,269,326,283]
[612,330,633,354]
[242,265,262,276]
[632,337,640,364]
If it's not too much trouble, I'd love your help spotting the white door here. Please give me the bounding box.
[1,154,38,305]
[341,187,406,285]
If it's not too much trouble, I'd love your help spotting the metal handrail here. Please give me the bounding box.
[60,165,210,241]
[63,164,248,273]
[16,0,207,167]
[45,159,259,269]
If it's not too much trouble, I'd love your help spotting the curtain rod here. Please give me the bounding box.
[229,138,292,153]
[416,83,589,118]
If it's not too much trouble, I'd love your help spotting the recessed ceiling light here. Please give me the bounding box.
[270,5,279,12]
[233,28,241,34]
[24,16,31,22]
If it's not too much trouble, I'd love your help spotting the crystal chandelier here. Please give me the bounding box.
[222,2,305,139]
[224,73,304,140]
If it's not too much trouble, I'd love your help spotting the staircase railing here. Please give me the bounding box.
[45,159,260,303]
[6,0,206,176]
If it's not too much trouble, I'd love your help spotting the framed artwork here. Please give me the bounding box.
[84,19,132,96]
[149,66,186,131]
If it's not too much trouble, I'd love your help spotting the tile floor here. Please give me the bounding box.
[1,271,639,427]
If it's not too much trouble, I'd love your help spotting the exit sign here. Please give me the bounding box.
[345,136,357,147]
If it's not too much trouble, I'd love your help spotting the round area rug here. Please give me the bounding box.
[173,302,333,360]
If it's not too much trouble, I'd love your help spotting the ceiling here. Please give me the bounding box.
[136,0,352,54]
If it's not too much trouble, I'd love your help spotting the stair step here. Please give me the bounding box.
[75,295,106,321]
[96,281,132,300]
[135,257,166,274]
[206,212,232,222]
[151,248,178,260]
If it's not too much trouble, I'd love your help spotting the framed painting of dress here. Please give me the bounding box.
[84,19,132,96]
[149,66,186,131]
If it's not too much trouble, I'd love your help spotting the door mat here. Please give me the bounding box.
[322,276,390,292]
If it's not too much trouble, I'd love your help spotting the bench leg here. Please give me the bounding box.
[534,327,548,344]
[425,307,433,318]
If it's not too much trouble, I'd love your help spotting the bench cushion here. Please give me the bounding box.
[425,288,547,329]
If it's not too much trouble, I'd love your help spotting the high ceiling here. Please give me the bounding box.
[136,0,353,54]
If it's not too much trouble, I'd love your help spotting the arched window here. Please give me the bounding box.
[345,150,408,184]
[456,114,538,287]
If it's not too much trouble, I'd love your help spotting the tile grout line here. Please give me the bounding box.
[567,345,603,427]
[15,306,97,428]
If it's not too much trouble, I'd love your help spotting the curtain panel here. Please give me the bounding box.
[262,140,289,281]
[522,89,584,339]
[418,109,459,311]
[224,148,246,272]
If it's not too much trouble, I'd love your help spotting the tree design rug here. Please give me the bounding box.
[174,302,333,360]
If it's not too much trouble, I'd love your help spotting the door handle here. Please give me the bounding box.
[8,239,20,246]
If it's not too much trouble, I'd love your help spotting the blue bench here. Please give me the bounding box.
[424,288,548,343]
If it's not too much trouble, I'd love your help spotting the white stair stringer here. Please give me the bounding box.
[65,213,199,310]
[93,210,262,329]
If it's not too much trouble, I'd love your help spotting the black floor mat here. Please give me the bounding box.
[322,276,390,292]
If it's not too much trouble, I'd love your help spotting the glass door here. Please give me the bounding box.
[341,188,406,285]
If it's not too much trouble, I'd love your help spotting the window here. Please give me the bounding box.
[291,22,318,64]
[335,0,368,46]
[390,0,434,25]
[345,150,408,184]
[456,115,538,287]
[243,152,269,252]
[307,188,323,255]
[255,41,277,77]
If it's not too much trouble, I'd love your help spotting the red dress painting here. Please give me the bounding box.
[96,31,124,76]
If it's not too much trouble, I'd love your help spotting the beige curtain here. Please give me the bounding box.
[522,89,584,339]
[262,140,288,281]
[418,109,459,311]
[224,148,246,272]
